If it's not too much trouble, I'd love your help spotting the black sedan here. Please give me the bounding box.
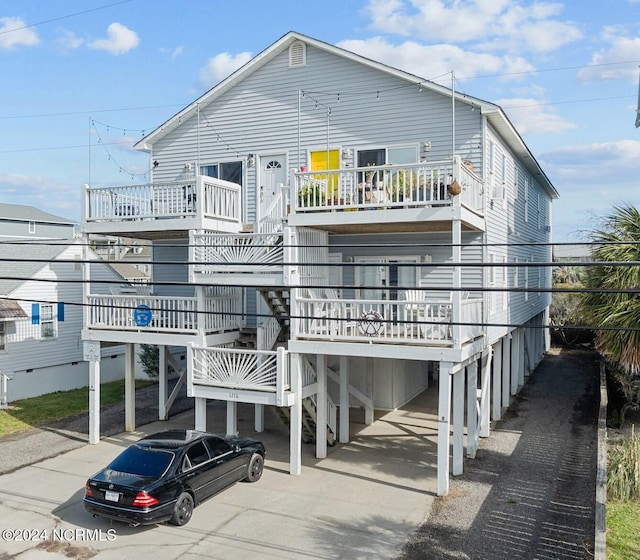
[84,429,265,527]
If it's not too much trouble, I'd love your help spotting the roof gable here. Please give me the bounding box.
[135,31,493,152]
[134,31,556,198]
[0,240,73,296]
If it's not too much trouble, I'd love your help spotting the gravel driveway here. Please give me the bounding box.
[398,347,600,560]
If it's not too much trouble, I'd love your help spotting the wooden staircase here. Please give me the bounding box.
[274,397,337,446]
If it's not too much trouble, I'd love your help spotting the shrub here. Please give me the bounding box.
[139,344,159,378]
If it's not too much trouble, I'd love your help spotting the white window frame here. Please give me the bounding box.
[524,176,530,223]
[29,221,36,234]
[488,253,496,314]
[524,259,530,302]
[40,303,57,339]
[0,321,5,351]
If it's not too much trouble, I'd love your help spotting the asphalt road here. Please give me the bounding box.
[399,347,600,560]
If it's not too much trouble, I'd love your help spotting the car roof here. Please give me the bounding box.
[137,430,220,449]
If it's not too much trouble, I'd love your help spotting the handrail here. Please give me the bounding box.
[0,372,8,409]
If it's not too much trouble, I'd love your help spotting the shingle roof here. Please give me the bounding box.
[0,203,75,225]
[0,240,71,295]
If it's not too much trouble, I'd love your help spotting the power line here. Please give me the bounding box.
[0,1,134,36]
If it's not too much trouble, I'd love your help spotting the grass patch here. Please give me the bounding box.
[607,501,640,559]
[0,379,155,439]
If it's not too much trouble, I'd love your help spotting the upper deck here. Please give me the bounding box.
[81,176,242,239]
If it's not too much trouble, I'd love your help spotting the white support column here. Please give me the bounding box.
[316,354,327,459]
[502,335,511,407]
[290,353,302,475]
[124,343,136,432]
[194,398,207,431]
[339,355,349,444]
[466,361,478,458]
[159,345,168,420]
[492,339,503,421]
[364,357,374,425]
[452,368,465,475]
[510,329,520,395]
[480,350,492,438]
[255,404,264,432]
[543,307,551,353]
[437,362,453,496]
[88,360,100,444]
[226,401,238,436]
[518,329,525,387]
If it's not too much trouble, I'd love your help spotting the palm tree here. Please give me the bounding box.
[581,205,640,420]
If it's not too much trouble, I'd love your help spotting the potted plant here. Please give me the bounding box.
[298,183,326,208]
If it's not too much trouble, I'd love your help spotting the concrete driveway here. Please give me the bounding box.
[0,389,440,559]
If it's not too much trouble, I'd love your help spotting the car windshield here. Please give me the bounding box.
[108,445,175,477]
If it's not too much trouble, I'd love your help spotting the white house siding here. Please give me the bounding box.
[0,245,134,401]
[483,124,553,346]
[148,42,484,224]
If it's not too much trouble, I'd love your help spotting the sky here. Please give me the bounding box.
[1,0,640,243]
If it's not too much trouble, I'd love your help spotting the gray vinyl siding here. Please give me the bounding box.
[330,232,483,297]
[484,124,553,345]
[149,42,484,224]
[0,246,121,373]
[152,239,192,297]
[0,219,75,240]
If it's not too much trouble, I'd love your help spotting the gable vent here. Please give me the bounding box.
[289,41,306,68]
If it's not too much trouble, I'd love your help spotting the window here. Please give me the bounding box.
[387,146,418,165]
[206,437,232,457]
[524,259,530,302]
[200,161,243,186]
[0,321,5,351]
[40,304,56,339]
[488,254,496,314]
[29,221,36,234]
[185,441,210,468]
[524,176,530,223]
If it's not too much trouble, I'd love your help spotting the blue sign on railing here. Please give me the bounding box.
[133,304,152,327]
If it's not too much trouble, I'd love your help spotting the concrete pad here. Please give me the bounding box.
[0,388,440,559]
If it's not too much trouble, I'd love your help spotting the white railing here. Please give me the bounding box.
[257,191,285,234]
[296,294,484,347]
[87,289,242,333]
[190,345,289,405]
[293,156,484,215]
[257,316,281,351]
[461,298,483,341]
[296,295,454,345]
[83,175,241,224]
[191,231,283,275]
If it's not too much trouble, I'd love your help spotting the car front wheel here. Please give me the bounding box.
[169,492,194,526]
[245,453,264,483]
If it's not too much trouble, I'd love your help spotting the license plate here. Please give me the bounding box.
[105,490,120,502]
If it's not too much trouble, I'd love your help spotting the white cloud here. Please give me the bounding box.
[578,27,640,83]
[88,23,140,55]
[0,17,39,49]
[199,51,252,88]
[540,140,640,240]
[0,173,78,219]
[56,30,84,50]
[364,0,582,54]
[337,37,534,83]
[496,97,576,135]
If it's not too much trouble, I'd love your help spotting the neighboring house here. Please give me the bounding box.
[0,239,136,402]
[81,31,558,494]
[0,203,76,240]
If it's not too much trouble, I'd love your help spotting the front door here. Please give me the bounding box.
[260,155,286,220]
[357,258,419,301]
